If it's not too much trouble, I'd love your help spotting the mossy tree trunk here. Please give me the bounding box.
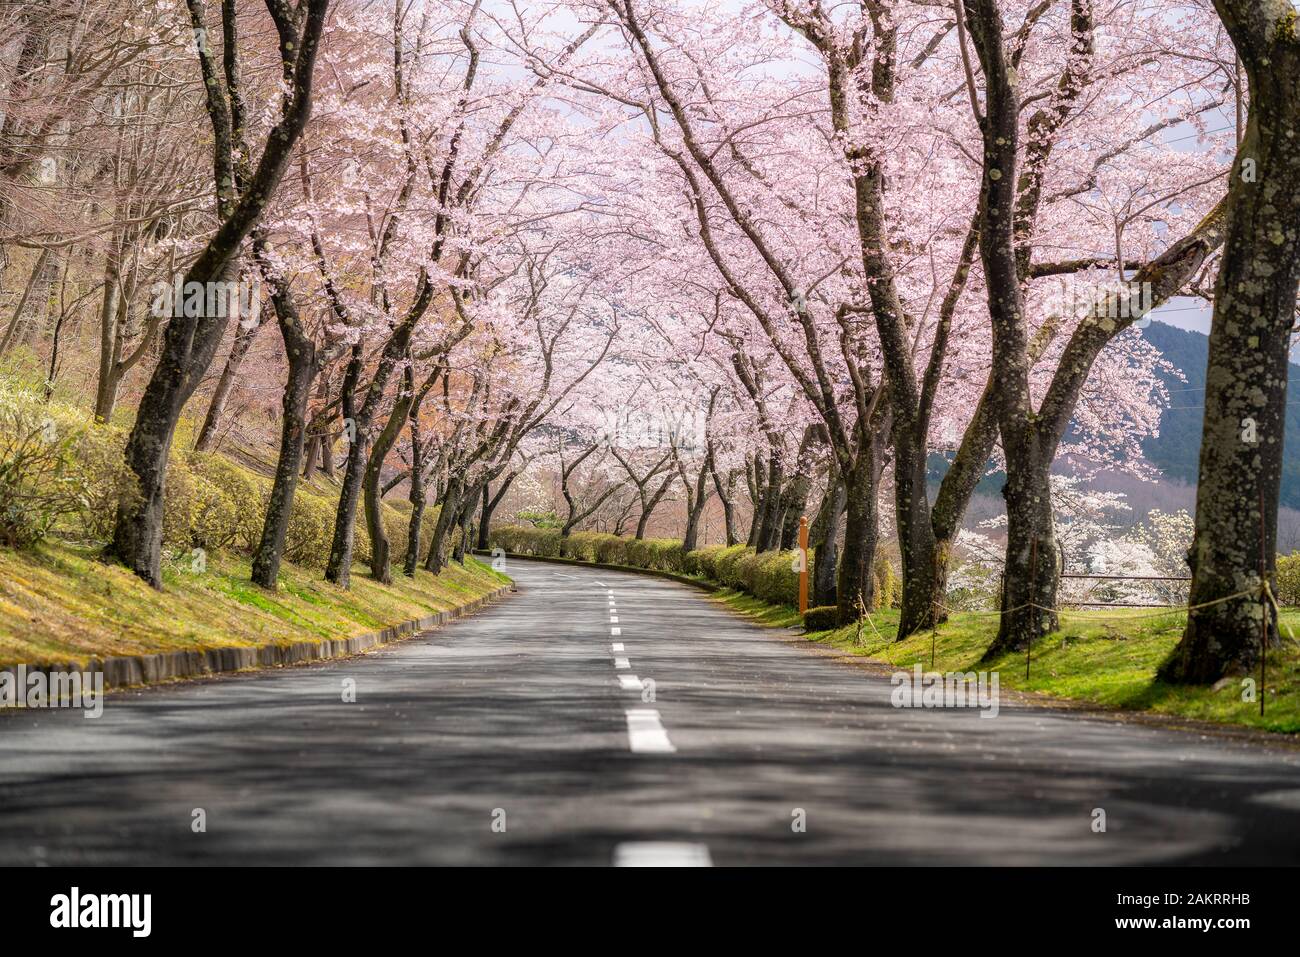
[1161,0,1300,683]
[836,418,887,626]
[809,469,844,609]
[251,239,319,589]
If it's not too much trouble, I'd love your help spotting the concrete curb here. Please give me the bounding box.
[473,549,721,592]
[1,582,514,693]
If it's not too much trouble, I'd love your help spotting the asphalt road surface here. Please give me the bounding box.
[3,559,1300,866]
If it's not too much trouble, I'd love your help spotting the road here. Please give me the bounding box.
[2,559,1300,865]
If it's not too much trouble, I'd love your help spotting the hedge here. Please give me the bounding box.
[0,382,445,572]
[488,524,902,612]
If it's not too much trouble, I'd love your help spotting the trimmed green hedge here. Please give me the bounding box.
[802,605,840,631]
[488,524,903,612]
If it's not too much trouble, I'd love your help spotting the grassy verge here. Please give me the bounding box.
[710,589,1300,734]
[0,541,511,668]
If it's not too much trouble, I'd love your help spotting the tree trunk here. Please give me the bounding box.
[363,388,415,584]
[965,0,1058,655]
[681,465,709,552]
[778,467,811,550]
[326,296,459,582]
[478,472,516,549]
[92,241,122,421]
[320,430,337,480]
[1161,1,1300,682]
[453,491,474,563]
[301,434,320,481]
[195,313,264,452]
[325,348,365,587]
[810,473,845,608]
[105,261,240,586]
[836,427,884,626]
[251,314,317,588]
[756,450,784,552]
[403,485,427,577]
[893,417,940,637]
[745,452,764,547]
[709,457,738,546]
[403,370,428,576]
[927,383,1000,619]
[983,452,1059,658]
[634,472,673,539]
[425,476,463,574]
[476,482,491,550]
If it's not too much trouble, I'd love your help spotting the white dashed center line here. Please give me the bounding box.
[603,589,674,754]
[613,842,712,867]
[624,709,676,753]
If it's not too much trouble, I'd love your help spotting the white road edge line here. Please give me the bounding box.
[624,709,676,753]
[613,842,712,867]
[610,627,621,636]
[611,642,624,651]
[617,674,642,690]
[614,656,631,670]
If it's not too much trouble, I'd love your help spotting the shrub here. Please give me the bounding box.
[489,528,812,609]
[1276,552,1300,606]
[803,605,840,631]
[159,459,199,551]
[625,537,685,572]
[187,473,240,550]
[283,490,335,568]
[563,530,605,562]
[490,524,563,557]
[712,544,752,589]
[592,533,629,565]
[752,549,799,605]
[0,403,84,548]
[72,424,135,541]
[190,452,269,551]
[684,544,727,578]
[872,555,900,610]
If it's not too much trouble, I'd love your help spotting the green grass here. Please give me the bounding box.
[713,592,1300,735]
[0,540,511,668]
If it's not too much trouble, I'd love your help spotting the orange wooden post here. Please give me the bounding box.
[798,515,809,614]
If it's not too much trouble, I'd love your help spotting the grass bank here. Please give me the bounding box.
[710,589,1300,735]
[0,364,511,672]
[0,541,510,669]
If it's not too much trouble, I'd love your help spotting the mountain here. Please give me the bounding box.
[1138,321,1300,509]
[926,321,1300,509]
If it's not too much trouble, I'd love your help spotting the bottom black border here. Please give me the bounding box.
[1,866,1282,943]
